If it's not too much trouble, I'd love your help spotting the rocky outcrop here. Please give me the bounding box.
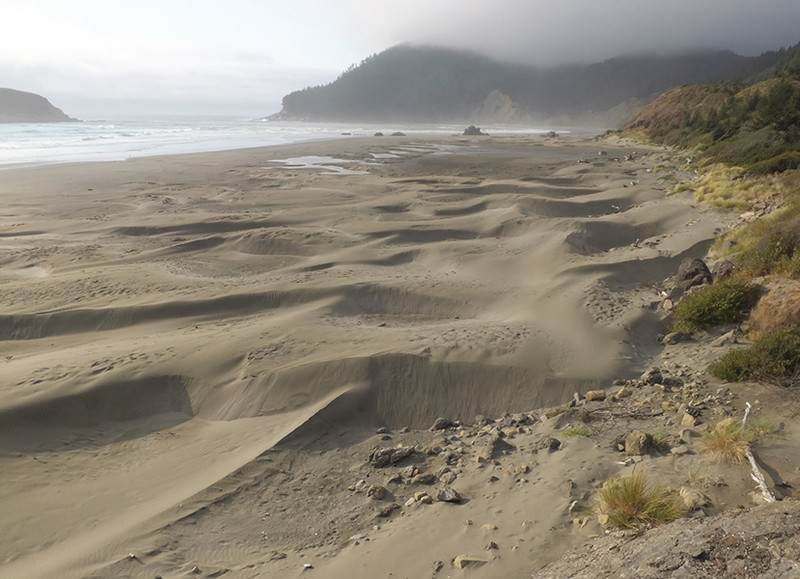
[472,89,530,123]
[0,88,76,123]
[463,125,488,136]
[533,500,800,578]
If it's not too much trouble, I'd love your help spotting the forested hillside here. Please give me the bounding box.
[625,41,800,174]
[273,44,782,125]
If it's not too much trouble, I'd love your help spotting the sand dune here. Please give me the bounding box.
[0,134,738,577]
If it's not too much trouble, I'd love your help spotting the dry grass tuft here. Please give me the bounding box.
[748,280,800,339]
[700,418,757,463]
[693,164,783,210]
[595,471,686,529]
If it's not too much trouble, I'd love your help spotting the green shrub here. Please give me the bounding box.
[739,215,800,276]
[595,471,686,529]
[671,279,761,332]
[747,152,800,175]
[709,325,800,385]
[563,425,592,438]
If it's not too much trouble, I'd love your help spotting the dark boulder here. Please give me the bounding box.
[463,125,488,136]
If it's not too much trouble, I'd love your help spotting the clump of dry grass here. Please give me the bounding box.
[700,417,757,463]
[748,281,800,339]
[595,471,686,529]
[692,163,783,210]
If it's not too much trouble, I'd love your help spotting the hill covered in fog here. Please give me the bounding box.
[0,88,76,123]
[272,44,782,127]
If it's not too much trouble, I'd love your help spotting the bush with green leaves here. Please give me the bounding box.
[709,325,800,385]
[671,279,761,332]
[739,215,800,277]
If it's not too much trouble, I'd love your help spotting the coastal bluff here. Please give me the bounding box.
[0,88,76,123]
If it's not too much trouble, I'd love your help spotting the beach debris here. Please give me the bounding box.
[369,446,415,467]
[453,554,488,569]
[742,402,776,503]
[615,385,632,399]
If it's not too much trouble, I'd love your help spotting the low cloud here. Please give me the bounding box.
[345,0,800,66]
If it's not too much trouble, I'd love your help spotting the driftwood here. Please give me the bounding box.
[742,402,776,503]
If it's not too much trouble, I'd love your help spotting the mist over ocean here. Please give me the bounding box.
[0,117,551,168]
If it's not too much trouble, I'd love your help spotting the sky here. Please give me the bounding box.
[1,0,799,118]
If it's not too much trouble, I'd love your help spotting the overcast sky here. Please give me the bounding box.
[1,0,799,118]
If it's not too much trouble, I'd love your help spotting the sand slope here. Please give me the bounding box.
[0,135,736,577]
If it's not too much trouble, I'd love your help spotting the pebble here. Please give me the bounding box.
[670,444,689,456]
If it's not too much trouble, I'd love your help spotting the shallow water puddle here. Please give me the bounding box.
[270,155,369,175]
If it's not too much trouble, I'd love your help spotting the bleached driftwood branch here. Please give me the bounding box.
[742,402,776,503]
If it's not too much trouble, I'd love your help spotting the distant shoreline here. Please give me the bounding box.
[0,118,570,170]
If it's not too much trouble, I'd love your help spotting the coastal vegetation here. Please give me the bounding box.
[670,278,761,333]
[700,416,779,463]
[562,425,592,438]
[627,41,800,389]
[275,44,782,124]
[595,471,686,529]
[709,326,800,386]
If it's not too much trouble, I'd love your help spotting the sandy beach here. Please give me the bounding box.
[0,133,744,578]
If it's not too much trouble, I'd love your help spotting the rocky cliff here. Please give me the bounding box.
[0,88,76,123]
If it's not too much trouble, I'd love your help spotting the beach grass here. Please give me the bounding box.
[700,417,756,463]
[596,471,686,529]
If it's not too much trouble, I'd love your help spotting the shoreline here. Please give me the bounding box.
[0,120,572,171]
[0,133,762,578]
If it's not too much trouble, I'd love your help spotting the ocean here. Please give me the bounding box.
[0,117,550,169]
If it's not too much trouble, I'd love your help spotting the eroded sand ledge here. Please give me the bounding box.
[0,134,736,577]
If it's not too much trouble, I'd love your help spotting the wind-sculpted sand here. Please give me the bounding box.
[0,134,737,577]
